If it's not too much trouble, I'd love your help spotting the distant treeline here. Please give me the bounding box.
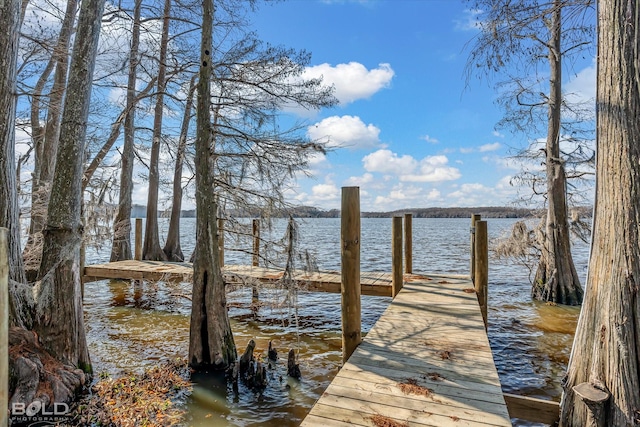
[133,204,592,219]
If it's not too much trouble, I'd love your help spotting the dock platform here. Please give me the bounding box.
[300,273,511,427]
[83,260,395,296]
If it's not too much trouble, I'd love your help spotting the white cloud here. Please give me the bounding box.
[479,142,501,152]
[492,131,504,138]
[421,134,439,144]
[344,173,375,187]
[363,149,417,175]
[303,62,394,105]
[454,9,483,32]
[363,149,460,183]
[565,60,596,105]
[309,115,382,149]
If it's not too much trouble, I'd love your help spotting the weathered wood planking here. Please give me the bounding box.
[300,275,511,427]
[83,261,393,296]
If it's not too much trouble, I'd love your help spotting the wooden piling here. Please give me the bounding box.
[252,219,260,267]
[1,228,9,427]
[134,218,143,261]
[218,218,225,266]
[474,220,488,329]
[404,213,412,274]
[341,187,361,364]
[470,214,481,281]
[392,216,403,297]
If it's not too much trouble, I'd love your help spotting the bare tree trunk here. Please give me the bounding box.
[532,1,583,306]
[164,75,196,261]
[24,0,79,278]
[0,0,31,328]
[33,0,106,371]
[560,0,640,424]
[189,0,237,370]
[142,0,170,261]
[111,0,142,262]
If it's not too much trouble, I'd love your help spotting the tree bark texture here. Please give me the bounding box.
[33,0,106,372]
[142,0,171,261]
[24,0,79,275]
[532,1,583,306]
[0,0,30,328]
[560,0,640,425]
[111,0,142,262]
[164,75,197,262]
[188,0,237,370]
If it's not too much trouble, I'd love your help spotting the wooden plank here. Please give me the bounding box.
[322,382,510,426]
[503,393,559,425]
[301,273,510,427]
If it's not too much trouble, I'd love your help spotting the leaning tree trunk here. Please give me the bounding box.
[164,75,196,262]
[111,0,142,262]
[188,0,237,370]
[23,0,78,279]
[33,0,106,371]
[532,1,583,306]
[560,1,640,425]
[0,0,31,328]
[142,0,170,261]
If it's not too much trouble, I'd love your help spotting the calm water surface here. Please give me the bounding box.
[82,217,586,426]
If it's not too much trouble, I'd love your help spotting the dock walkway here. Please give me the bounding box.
[300,273,511,427]
[83,260,511,426]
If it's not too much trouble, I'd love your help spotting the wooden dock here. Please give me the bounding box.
[83,260,395,297]
[300,273,512,427]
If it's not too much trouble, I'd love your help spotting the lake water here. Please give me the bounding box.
[82,217,587,426]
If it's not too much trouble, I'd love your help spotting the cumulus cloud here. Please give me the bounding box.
[479,142,501,152]
[363,149,417,175]
[308,115,382,149]
[344,173,375,187]
[362,149,461,183]
[303,62,394,105]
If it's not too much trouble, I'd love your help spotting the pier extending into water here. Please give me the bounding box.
[78,188,561,425]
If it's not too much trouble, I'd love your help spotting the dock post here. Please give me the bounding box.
[341,187,361,363]
[392,216,403,297]
[134,218,143,261]
[470,214,481,281]
[404,213,412,274]
[474,220,488,329]
[1,228,8,427]
[252,219,260,267]
[218,218,225,266]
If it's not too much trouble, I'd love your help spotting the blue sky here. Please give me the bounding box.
[14,0,596,213]
[245,0,596,211]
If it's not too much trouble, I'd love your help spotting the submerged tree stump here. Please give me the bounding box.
[287,349,301,379]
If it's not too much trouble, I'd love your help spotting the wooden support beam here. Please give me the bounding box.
[470,214,481,281]
[503,393,559,425]
[252,219,260,267]
[341,187,361,364]
[218,218,225,266]
[1,228,8,427]
[392,216,403,297]
[404,213,412,274]
[134,218,143,261]
[474,220,488,329]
